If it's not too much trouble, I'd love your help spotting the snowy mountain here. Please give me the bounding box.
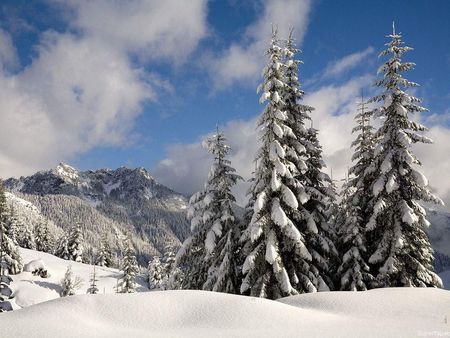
[5,163,190,265]
[1,286,449,337]
[427,209,450,274]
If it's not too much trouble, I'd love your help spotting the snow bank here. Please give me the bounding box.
[23,259,47,273]
[10,248,148,308]
[0,288,449,337]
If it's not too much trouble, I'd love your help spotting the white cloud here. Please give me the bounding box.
[153,118,259,205]
[322,47,374,79]
[208,0,312,89]
[0,29,19,71]
[64,0,208,64]
[415,124,450,207]
[0,0,208,178]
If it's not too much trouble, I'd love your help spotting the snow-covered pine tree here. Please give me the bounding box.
[17,217,35,250]
[163,246,183,290]
[60,265,83,297]
[175,132,241,292]
[201,131,242,294]
[174,188,209,289]
[301,127,339,291]
[6,206,19,245]
[279,30,339,293]
[117,236,138,293]
[96,235,113,267]
[240,28,312,299]
[0,181,22,275]
[34,220,53,253]
[337,95,376,291]
[365,24,442,288]
[147,256,165,289]
[55,232,70,260]
[67,222,84,263]
[87,266,99,294]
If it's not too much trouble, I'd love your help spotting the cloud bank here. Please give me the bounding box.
[207,0,312,89]
[0,0,208,178]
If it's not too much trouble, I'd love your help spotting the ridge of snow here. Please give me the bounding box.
[0,288,449,337]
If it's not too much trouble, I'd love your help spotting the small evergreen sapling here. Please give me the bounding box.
[60,265,83,297]
[87,266,99,294]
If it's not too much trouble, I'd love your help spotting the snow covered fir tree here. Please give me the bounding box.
[87,266,99,295]
[35,220,53,253]
[67,222,84,263]
[363,24,442,288]
[175,130,242,293]
[60,265,83,297]
[240,28,328,299]
[336,95,376,291]
[96,235,113,267]
[0,180,22,275]
[117,236,139,293]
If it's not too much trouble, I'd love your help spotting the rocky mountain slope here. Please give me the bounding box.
[5,163,190,265]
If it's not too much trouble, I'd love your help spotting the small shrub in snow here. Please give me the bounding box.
[60,265,83,297]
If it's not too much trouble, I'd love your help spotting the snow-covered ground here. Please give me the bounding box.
[0,288,449,337]
[2,248,449,337]
[9,248,148,308]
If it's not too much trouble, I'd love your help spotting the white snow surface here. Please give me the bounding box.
[9,248,148,308]
[0,288,449,337]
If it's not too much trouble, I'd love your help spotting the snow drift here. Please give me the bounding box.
[0,288,449,337]
[9,248,148,308]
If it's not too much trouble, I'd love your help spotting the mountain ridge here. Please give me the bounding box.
[4,163,190,265]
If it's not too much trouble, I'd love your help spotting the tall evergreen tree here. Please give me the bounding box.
[365,24,442,288]
[17,218,35,250]
[0,181,22,275]
[117,236,138,293]
[301,127,339,291]
[55,232,70,260]
[240,28,312,299]
[175,189,208,289]
[96,235,113,267]
[176,131,241,293]
[35,220,53,253]
[67,222,84,263]
[6,206,19,245]
[201,131,242,293]
[278,30,326,294]
[337,95,376,291]
[147,256,165,290]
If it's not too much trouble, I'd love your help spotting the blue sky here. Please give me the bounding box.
[0,0,449,205]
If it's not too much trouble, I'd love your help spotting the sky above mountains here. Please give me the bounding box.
[0,0,449,207]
